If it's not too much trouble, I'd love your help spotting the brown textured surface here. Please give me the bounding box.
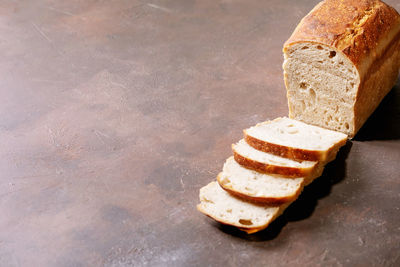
[0,0,399,266]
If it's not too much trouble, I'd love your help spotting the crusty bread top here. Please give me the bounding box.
[283,0,400,77]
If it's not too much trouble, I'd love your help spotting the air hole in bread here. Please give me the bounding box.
[300,100,305,111]
[345,122,350,130]
[286,124,294,127]
[299,82,308,89]
[317,45,323,50]
[350,82,354,87]
[239,219,253,226]
[347,28,355,34]
[309,88,316,102]
[226,209,232,213]
[317,60,323,63]
[270,159,283,165]
[301,46,309,49]
[203,198,214,204]
[339,61,344,65]
[220,177,230,185]
[287,129,299,134]
[329,51,336,58]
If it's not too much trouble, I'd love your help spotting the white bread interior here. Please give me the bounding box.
[197,181,289,233]
[217,157,304,203]
[283,43,359,135]
[245,117,348,161]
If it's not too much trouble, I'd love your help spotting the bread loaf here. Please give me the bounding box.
[198,118,347,233]
[283,0,400,137]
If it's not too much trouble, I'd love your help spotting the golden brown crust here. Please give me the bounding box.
[238,226,266,234]
[232,149,315,178]
[353,30,400,136]
[244,131,347,163]
[244,132,325,161]
[216,173,301,205]
[284,0,400,71]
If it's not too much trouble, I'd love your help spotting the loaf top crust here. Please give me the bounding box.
[284,0,400,75]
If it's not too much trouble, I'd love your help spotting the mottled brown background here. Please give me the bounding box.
[0,0,399,266]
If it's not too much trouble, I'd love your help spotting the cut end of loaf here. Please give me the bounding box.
[283,42,360,136]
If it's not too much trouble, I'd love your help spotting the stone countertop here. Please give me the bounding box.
[0,0,399,266]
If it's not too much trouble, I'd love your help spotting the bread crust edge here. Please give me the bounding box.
[232,147,315,178]
[197,201,290,234]
[244,131,325,162]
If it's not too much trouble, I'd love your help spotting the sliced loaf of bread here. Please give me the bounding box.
[198,117,348,234]
[217,157,304,204]
[232,139,318,177]
[244,117,347,162]
[197,181,290,234]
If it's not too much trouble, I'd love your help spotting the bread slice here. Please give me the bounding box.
[244,117,347,162]
[232,138,318,177]
[217,156,324,204]
[197,181,290,234]
[217,157,304,204]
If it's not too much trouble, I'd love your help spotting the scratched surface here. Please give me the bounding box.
[0,0,399,266]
